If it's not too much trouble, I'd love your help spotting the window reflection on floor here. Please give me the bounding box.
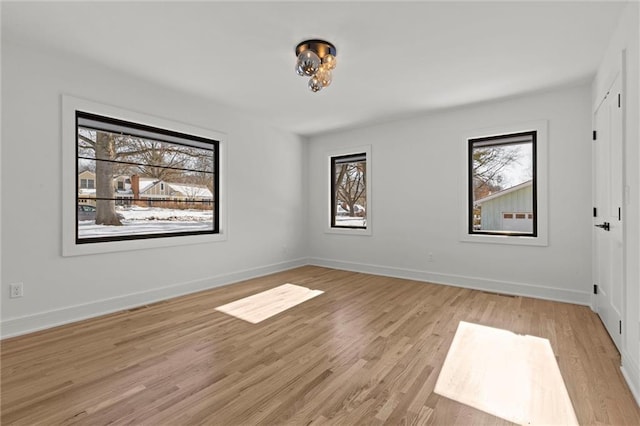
[434,321,578,425]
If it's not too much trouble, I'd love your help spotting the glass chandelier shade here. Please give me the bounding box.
[295,39,337,93]
[296,50,320,77]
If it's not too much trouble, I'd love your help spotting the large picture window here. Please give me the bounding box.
[75,111,219,244]
[331,153,367,229]
[468,131,536,237]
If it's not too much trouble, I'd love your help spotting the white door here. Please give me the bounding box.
[593,74,624,351]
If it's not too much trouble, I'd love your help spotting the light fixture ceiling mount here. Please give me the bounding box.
[295,39,337,93]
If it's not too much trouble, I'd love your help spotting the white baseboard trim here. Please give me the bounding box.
[622,351,640,407]
[308,257,591,306]
[1,257,594,339]
[0,258,308,339]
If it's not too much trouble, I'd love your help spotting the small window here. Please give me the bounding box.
[80,178,95,189]
[331,153,367,229]
[75,111,219,244]
[469,131,536,236]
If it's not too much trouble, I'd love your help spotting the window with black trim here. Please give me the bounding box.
[469,131,536,236]
[76,111,219,244]
[331,152,367,229]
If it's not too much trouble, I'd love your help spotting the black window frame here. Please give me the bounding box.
[75,110,220,244]
[330,152,367,230]
[468,130,537,237]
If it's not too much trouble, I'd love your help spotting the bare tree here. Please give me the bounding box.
[187,155,215,195]
[78,129,215,224]
[471,144,528,230]
[78,130,122,226]
[472,145,521,201]
[125,140,190,181]
[335,162,366,218]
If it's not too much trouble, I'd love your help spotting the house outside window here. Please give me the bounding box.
[75,111,219,244]
[63,95,227,256]
[468,131,537,237]
[80,178,95,189]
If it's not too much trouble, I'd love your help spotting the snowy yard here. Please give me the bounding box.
[334,216,366,227]
[78,206,214,239]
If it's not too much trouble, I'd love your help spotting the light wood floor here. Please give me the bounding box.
[2,266,639,425]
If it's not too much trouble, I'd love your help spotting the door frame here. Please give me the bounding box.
[591,52,626,354]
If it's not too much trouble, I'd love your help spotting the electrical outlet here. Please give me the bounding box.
[428,252,434,262]
[10,283,23,298]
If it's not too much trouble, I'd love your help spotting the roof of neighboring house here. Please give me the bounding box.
[475,180,532,205]
[136,179,212,198]
[167,183,213,198]
[77,173,212,198]
[138,178,157,194]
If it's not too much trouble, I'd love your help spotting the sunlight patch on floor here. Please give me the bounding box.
[215,283,324,324]
[434,321,578,426]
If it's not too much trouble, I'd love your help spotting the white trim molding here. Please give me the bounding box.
[308,257,590,306]
[325,145,372,236]
[622,351,640,407]
[0,258,307,339]
[1,258,596,339]
[460,120,549,247]
[61,95,228,256]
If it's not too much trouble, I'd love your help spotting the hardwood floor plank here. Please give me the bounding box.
[2,266,639,425]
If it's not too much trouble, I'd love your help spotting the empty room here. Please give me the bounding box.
[1,1,640,424]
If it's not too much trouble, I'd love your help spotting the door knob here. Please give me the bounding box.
[595,222,610,231]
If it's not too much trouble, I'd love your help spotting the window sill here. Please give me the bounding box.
[460,233,548,247]
[63,232,227,257]
[325,227,372,236]
[62,95,227,256]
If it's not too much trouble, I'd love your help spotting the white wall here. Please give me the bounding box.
[307,84,593,304]
[593,0,640,405]
[0,40,307,337]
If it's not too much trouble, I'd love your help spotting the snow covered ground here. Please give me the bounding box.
[78,207,364,239]
[78,206,214,239]
[120,206,213,222]
[334,216,366,227]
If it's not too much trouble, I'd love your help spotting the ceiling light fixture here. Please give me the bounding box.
[295,39,337,93]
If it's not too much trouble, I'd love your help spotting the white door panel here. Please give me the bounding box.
[593,74,623,351]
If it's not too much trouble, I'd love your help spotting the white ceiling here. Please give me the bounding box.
[2,1,627,136]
